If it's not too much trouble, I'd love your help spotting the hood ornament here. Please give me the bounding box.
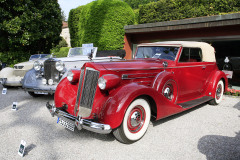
[50,53,54,58]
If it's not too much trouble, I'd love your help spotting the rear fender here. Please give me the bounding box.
[0,67,14,78]
[205,70,228,98]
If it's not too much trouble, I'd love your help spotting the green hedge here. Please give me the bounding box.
[68,6,84,47]
[50,47,70,58]
[69,0,135,50]
[139,0,240,24]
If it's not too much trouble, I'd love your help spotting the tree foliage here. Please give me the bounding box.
[123,0,157,9]
[69,0,135,51]
[0,0,62,64]
[139,0,240,24]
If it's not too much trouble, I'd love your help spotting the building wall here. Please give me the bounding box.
[60,28,71,47]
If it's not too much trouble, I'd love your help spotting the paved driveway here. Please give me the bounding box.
[0,85,239,160]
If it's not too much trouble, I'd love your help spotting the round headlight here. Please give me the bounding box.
[34,61,41,71]
[48,79,53,85]
[98,77,106,90]
[42,79,47,85]
[56,61,64,72]
[67,70,74,82]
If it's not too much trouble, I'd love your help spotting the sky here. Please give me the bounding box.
[58,0,95,20]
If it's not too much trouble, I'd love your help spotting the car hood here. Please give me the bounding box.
[90,59,175,71]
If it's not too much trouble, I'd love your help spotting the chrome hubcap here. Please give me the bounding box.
[130,111,141,127]
[127,106,145,133]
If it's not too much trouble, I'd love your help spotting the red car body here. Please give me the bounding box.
[47,41,228,143]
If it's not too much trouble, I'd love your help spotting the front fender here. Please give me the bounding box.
[22,68,37,87]
[205,70,228,98]
[98,82,183,129]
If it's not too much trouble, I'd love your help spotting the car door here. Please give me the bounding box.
[175,47,207,102]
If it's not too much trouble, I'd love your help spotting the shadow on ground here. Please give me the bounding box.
[198,101,240,160]
[198,132,240,160]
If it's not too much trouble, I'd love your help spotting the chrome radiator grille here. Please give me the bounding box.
[75,67,99,117]
[44,60,58,82]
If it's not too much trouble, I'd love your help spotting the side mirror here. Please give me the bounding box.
[162,61,168,68]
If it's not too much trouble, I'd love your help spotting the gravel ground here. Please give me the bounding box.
[0,85,239,160]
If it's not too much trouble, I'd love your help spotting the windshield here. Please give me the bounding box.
[68,47,97,57]
[136,46,179,61]
[29,54,49,61]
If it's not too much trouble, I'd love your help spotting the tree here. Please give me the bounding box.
[0,0,62,55]
[61,10,66,21]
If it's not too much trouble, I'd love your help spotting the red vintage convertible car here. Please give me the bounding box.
[47,41,227,144]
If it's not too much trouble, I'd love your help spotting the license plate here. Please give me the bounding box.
[57,117,75,131]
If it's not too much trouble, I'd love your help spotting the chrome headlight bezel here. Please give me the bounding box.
[33,61,42,71]
[98,76,106,90]
[55,60,64,72]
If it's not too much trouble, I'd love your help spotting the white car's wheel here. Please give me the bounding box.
[113,98,151,144]
[209,80,224,105]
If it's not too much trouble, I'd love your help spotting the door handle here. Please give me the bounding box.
[202,66,206,69]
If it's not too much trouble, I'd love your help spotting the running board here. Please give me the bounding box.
[178,96,213,109]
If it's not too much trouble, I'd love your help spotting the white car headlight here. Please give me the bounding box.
[34,61,41,71]
[67,70,74,82]
[56,61,64,72]
[98,76,106,90]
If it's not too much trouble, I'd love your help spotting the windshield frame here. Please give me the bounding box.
[67,47,98,57]
[135,46,180,61]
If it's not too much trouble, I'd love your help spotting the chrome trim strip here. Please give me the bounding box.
[152,71,165,88]
[122,76,156,80]
[46,102,112,134]
[122,72,159,80]
[107,63,216,71]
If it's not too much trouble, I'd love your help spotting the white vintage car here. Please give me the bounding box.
[0,54,49,87]
[22,47,125,97]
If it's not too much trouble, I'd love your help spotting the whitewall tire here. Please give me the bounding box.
[209,80,224,105]
[113,98,151,144]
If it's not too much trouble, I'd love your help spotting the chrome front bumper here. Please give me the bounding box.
[46,102,112,134]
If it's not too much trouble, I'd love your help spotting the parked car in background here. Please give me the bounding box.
[22,47,124,97]
[29,54,49,61]
[46,41,228,144]
[217,56,240,71]
[0,54,49,87]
